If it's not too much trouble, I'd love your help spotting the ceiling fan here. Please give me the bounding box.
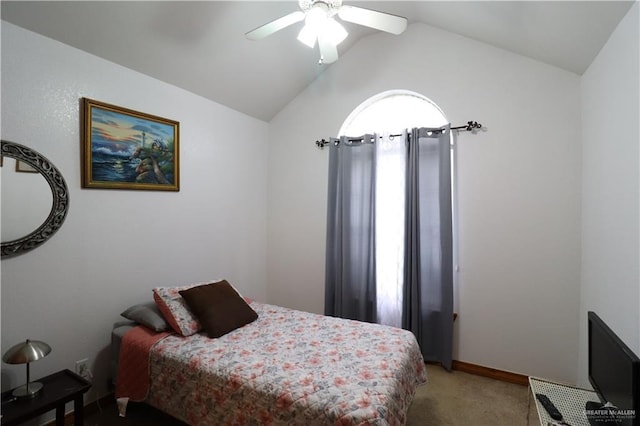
[245,0,408,65]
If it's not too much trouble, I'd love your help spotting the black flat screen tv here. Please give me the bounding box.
[588,311,640,426]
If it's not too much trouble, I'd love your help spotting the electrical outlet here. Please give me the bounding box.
[75,358,93,381]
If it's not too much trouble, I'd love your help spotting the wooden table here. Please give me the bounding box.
[1,369,91,426]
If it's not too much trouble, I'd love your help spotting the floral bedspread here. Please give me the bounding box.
[146,302,427,425]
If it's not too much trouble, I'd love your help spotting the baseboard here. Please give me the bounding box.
[452,360,529,386]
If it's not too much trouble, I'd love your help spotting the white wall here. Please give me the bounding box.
[578,3,640,388]
[0,21,269,415]
[267,22,582,383]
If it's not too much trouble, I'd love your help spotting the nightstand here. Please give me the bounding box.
[1,369,91,426]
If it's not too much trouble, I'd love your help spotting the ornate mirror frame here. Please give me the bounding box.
[1,140,69,258]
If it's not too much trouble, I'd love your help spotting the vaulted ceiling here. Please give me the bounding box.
[1,1,634,121]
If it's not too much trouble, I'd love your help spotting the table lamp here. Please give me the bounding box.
[2,339,52,398]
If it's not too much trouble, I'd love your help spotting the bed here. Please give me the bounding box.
[113,283,427,426]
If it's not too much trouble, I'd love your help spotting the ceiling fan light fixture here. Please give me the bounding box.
[297,25,317,48]
[324,18,348,45]
[297,16,347,49]
[306,3,329,27]
[297,4,331,48]
[246,0,406,64]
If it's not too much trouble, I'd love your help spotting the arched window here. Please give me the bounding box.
[339,90,448,136]
[338,90,455,328]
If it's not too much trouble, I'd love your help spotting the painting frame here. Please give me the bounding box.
[81,98,180,191]
[16,160,39,173]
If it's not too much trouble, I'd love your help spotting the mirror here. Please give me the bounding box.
[2,157,53,241]
[1,140,69,258]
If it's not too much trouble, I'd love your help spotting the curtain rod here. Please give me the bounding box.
[315,121,482,149]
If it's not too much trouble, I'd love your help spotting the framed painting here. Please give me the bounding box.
[82,98,179,191]
[16,160,38,173]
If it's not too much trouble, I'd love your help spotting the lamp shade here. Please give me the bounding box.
[3,339,51,364]
[297,15,348,49]
[3,339,52,398]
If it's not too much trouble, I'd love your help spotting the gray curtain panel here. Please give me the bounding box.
[325,128,454,368]
[324,135,378,323]
[402,126,454,370]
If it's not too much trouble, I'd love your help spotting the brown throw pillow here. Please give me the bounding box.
[179,280,258,338]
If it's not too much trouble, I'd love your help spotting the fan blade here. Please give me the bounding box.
[318,35,338,64]
[245,11,306,40]
[338,5,407,35]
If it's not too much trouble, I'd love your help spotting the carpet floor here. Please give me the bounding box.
[407,364,535,425]
[84,364,536,425]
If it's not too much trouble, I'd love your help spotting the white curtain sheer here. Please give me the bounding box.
[374,133,406,328]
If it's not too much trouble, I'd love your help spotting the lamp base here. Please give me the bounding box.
[12,382,43,399]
